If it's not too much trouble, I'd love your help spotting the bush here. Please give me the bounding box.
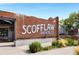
[74,47,79,55]
[73,40,79,46]
[58,39,68,47]
[52,39,68,48]
[29,42,42,53]
[42,46,52,51]
[66,38,79,46]
[52,40,58,48]
[66,38,74,46]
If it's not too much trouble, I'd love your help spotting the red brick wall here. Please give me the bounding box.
[0,11,59,39]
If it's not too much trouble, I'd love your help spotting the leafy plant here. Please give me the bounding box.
[52,39,68,48]
[66,38,74,46]
[74,47,79,55]
[73,40,79,46]
[58,39,68,47]
[42,46,52,51]
[29,42,42,53]
[52,40,58,48]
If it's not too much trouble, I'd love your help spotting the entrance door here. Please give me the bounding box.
[0,28,8,41]
[0,18,15,42]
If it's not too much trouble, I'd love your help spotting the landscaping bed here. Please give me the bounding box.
[28,37,79,55]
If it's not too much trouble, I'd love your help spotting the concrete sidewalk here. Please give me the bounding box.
[0,42,26,55]
[0,47,26,55]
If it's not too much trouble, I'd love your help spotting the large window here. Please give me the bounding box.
[0,28,8,37]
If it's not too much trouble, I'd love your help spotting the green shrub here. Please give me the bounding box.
[66,38,79,46]
[78,40,79,45]
[73,40,79,46]
[29,42,42,53]
[43,46,52,51]
[58,39,68,47]
[66,38,74,46]
[57,42,63,48]
[52,40,63,48]
[52,40,58,48]
[52,39,68,48]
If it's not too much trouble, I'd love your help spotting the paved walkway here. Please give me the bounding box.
[0,42,26,55]
[0,47,26,55]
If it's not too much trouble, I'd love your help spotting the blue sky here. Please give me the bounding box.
[0,3,79,20]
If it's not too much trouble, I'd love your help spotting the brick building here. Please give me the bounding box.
[0,11,59,45]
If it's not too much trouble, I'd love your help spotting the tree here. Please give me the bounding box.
[64,12,77,25]
[64,12,79,35]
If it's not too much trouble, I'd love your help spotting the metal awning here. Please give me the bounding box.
[0,16,15,24]
[0,20,13,24]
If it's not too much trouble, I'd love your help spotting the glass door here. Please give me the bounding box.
[0,28,8,39]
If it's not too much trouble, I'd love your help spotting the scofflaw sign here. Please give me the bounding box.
[22,24,55,34]
[20,16,59,39]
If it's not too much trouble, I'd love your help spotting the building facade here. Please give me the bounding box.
[0,11,59,43]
